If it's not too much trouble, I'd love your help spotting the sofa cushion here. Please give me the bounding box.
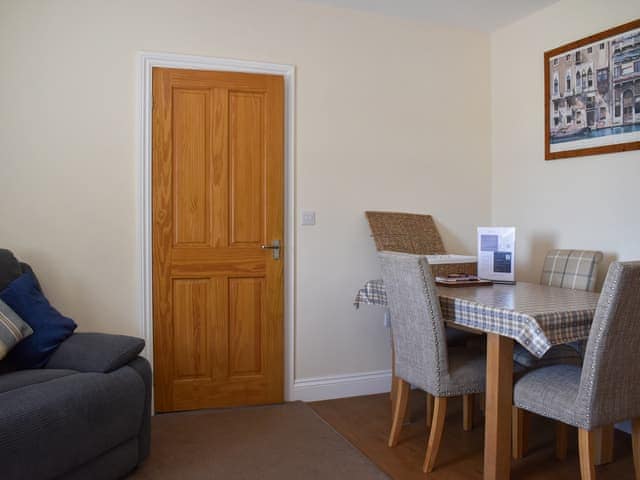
[0,249,22,292]
[0,300,33,360]
[0,368,76,394]
[0,271,76,369]
[0,366,147,480]
[46,333,145,373]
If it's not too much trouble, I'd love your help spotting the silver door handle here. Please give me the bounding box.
[261,240,280,260]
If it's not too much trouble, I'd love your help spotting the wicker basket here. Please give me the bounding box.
[365,211,477,276]
[365,211,446,255]
[430,261,477,277]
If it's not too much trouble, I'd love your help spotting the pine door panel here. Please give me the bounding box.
[229,277,264,378]
[172,278,211,379]
[229,91,266,246]
[172,88,211,246]
[152,68,284,412]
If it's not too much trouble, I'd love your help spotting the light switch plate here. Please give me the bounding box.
[301,211,316,226]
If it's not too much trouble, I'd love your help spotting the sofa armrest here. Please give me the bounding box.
[45,333,145,373]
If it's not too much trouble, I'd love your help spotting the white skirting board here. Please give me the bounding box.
[293,370,393,402]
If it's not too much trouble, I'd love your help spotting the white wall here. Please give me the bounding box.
[491,0,640,288]
[0,0,492,385]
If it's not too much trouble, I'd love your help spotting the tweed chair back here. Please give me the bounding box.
[378,251,449,394]
[540,249,603,292]
[575,261,640,429]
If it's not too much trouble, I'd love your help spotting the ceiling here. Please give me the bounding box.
[300,0,560,32]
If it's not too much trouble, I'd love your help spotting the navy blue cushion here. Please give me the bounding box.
[0,272,77,369]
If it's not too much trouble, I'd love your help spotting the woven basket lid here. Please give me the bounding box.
[365,211,446,255]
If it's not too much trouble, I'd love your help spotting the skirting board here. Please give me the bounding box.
[293,370,393,402]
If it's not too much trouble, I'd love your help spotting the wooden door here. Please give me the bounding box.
[152,68,284,412]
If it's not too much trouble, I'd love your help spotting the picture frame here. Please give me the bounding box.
[544,19,640,160]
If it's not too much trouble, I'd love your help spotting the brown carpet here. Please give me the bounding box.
[128,401,389,480]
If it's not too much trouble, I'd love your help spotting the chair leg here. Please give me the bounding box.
[555,422,568,460]
[594,425,614,465]
[426,393,434,429]
[578,428,596,480]
[423,397,447,473]
[390,375,398,417]
[632,418,640,479]
[390,333,396,414]
[512,407,529,459]
[463,394,474,432]
[388,378,409,447]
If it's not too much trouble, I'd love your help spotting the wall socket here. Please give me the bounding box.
[301,211,316,226]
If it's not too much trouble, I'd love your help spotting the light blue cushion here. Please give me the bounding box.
[0,299,33,360]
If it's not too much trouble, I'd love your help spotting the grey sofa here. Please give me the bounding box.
[0,250,151,480]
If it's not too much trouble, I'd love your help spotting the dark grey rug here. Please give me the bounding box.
[128,401,388,479]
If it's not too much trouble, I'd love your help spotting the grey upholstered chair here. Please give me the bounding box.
[513,261,640,480]
[379,251,486,473]
[540,249,603,360]
[512,249,603,458]
[540,249,603,291]
[365,211,480,430]
[514,249,603,367]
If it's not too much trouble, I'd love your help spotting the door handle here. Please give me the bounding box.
[260,240,281,260]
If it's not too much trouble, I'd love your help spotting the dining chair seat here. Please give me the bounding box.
[445,346,486,394]
[514,364,582,423]
[444,345,526,394]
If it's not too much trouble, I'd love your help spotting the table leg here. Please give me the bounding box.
[484,334,514,480]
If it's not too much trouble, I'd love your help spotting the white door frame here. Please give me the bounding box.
[136,51,296,401]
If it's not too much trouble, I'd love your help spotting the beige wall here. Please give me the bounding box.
[491,0,640,288]
[0,0,491,380]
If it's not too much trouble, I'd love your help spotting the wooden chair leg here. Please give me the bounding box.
[512,407,529,459]
[632,418,640,480]
[388,378,409,447]
[426,393,434,429]
[423,397,447,473]
[390,331,396,413]
[463,394,474,432]
[578,428,596,480]
[594,425,614,465]
[390,375,398,417]
[555,422,568,460]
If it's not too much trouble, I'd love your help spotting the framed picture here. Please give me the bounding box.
[545,19,640,160]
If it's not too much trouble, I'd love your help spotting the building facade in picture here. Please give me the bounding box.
[548,26,640,147]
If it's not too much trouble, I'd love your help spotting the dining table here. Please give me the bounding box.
[354,278,602,480]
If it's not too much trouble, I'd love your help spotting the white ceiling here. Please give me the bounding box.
[300,0,560,32]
